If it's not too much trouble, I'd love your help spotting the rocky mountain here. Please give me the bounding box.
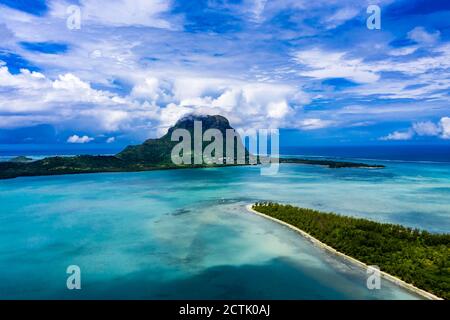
[117,115,247,165]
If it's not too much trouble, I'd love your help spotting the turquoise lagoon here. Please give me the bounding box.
[1,160,449,299]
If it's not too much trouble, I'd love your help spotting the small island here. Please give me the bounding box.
[279,158,384,169]
[250,202,449,300]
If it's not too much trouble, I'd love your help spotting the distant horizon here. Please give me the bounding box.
[1,143,449,163]
[2,125,450,147]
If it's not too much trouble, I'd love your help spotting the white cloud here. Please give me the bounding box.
[211,87,243,112]
[385,26,442,61]
[440,117,450,139]
[267,100,290,119]
[297,118,334,130]
[0,66,137,130]
[67,135,94,143]
[0,67,128,113]
[388,27,440,57]
[389,46,418,57]
[380,129,414,141]
[323,7,359,30]
[294,48,379,83]
[412,121,441,136]
[251,0,268,22]
[0,67,46,89]
[294,43,450,97]
[106,137,115,143]
[50,0,176,29]
[381,117,450,141]
[130,76,305,132]
[131,77,161,100]
[79,109,130,132]
[407,27,440,45]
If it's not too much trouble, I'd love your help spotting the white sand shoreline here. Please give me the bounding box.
[245,204,443,300]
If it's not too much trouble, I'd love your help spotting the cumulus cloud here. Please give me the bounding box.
[131,77,162,101]
[0,66,136,131]
[129,76,307,132]
[67,135,94,143]
[412,121,441,136]
[0,66,126,111]
[381,117,450,141]
[380,130,414,141]
[440,117,450,139]
[106,137,115,143]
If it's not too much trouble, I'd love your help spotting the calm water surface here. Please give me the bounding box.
[1,160,449,299]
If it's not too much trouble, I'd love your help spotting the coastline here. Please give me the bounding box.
[0,157,383,181]
[245,204,443,300]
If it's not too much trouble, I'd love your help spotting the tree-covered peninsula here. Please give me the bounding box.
[252,202,449,299]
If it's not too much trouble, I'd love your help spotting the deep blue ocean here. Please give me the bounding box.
[281,145,450,163]
[1,144,448,163]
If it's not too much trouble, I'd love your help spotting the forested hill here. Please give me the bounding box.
[116,114,247,165]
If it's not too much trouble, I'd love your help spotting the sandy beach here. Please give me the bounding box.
[245,204,443,300]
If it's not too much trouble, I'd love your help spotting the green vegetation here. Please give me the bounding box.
[279,158,384,168]
[9,156,33,163]
[0,115,247,179]
[252,202,450,299]
[0,115,384,180]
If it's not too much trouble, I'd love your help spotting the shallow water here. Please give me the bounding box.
[1,160,448,299]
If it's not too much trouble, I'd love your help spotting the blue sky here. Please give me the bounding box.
[0,0,449,146]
